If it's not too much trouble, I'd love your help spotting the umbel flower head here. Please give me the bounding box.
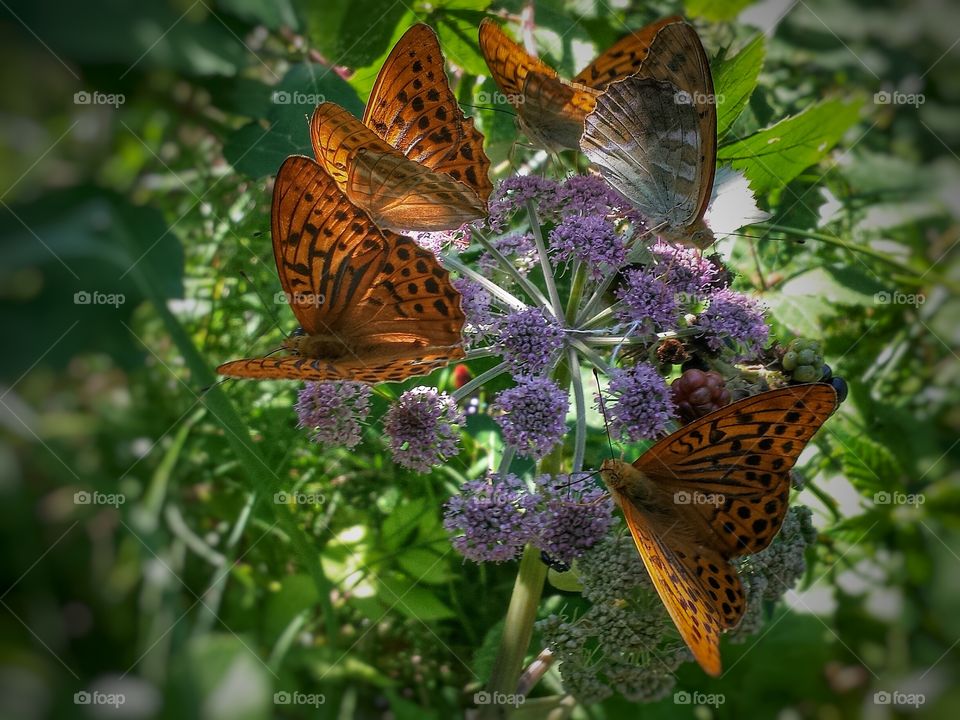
[494,376,569,459]
[383,387,464,473]
[494,306,565,376]
[295,381,372,449]
[603,363,676,442]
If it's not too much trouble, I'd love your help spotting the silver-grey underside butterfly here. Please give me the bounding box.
[580,22,717,248]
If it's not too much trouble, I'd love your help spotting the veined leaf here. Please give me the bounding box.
[714,34,766,138]
[718,98,863,194]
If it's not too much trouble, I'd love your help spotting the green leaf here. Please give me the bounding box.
[264,574,320,642]
[216,0,299,30]
[381,497,430,549]
[297,0,410,68]
[685,0,755,21]
[396,547,454,585]
[434,9,492,76]
[377,575,456,620]
[717,98,863,194]
[714,34,766,138]
[223,64,363,178]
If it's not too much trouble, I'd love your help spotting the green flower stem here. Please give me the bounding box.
[483,258,589,711]
[526,201,565,320]
[453,361,510,403]
[473,227,552,308]
[758,223,960,293]
[443,253,527,310]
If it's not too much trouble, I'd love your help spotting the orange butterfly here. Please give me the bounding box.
[310,24,492,233]
[580,21,717,248]
[478,16,682,151]
[600,383,838,676]
[216,155,465,383]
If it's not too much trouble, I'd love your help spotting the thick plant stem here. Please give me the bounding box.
[482,271,583,712]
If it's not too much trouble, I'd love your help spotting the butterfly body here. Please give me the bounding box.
[598,384,839,676]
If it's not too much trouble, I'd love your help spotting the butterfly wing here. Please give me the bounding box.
[478,18,596,151]
[217,155,464,383]
[580,22,716,238]
[628,21,716,226]
[311,103,486,232]
[364,23,492,205]
[635,384,838,558]
[614,489,742,677]
[572,15,683,89]
[581,77,703,228]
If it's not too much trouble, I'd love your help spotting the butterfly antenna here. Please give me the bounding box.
[459,102,516,117]
[239,270,289,338]
[593,368,616,459]
[199,377,231,394]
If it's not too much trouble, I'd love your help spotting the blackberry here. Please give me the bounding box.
[671,369,731,423]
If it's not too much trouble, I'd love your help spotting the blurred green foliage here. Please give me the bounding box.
[0,0,958,718]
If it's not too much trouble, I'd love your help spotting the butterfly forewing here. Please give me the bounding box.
[364,24,492,203]
[573,15,683,89]
[635,384,838,558]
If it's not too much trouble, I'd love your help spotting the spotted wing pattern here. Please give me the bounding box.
[635,384,838,558]
[573,15,683,89]
[364,23,492,204]
[216,155,464,383]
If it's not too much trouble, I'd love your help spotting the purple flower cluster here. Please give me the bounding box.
[549,215,626,279]
[452,277,492,331]
[487,176,561,232]
[603,363,675,442]
[494,376,569,459]
[383,387,464,472]
[494,306,565,375]
[649,240,719,298]
[615,266,678,333]
[443,472,613,564]
[443,473,539,563]
[555,175,633,219]
[532,476,615,564]
[295,381,372,449]
[697,288,769,360]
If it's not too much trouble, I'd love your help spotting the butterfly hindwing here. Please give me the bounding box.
[635,384,838,558]
[582,77,703,228]
[311,103,486,232]
[615,492,726,676]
